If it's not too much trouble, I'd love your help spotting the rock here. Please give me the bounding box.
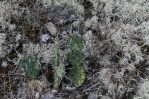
[45,22,57,36]
[1,61,8,67]
[40,34,50,43]
[65,86,76,91]
[8,24,16,31]
[35,92,40,99]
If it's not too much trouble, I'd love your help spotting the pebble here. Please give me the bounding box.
[1,61,8,67]
[65,86,76,90]
[40,34,50,43]
[35,92,40,98]
[45,22,57,36]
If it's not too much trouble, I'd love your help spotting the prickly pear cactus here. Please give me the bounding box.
[54,63,64,89]
[68,34,85,87]
[54,38,65,89]
[68,50,83,67]
[18,56,41,79]
[69,34,84,51]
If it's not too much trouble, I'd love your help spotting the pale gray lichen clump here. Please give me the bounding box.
[134,79,149,99]
[83,0,149,64]
[111,24,144,64]
[83,0,149,98]
[40,0,84,14]
[23,43,55,63]
[0,0,25,30]
[23,43,68,64]
[0,33,6,58]
[98,0,149,26]
[0,1,13,30]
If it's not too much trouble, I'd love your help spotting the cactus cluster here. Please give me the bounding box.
[17,34,85,88]
[68,34,85,87]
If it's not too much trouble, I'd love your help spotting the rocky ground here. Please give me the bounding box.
[0,0,149,99]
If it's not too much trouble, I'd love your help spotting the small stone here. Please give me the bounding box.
[15,33,22,42]
[9,24,16,31]
[59,19,65,24]
[51,89,57,94]
[65,86,75,90]
[1,61,8,67]
[40,34,49,43]
[45,22,57,35]
[35,92,40,98]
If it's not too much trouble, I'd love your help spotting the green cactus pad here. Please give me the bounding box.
[18,56,41,79]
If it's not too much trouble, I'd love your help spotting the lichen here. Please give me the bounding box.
[23,43,55,64]
[23,43,67,64]
[0,33,6,58]
[133,79,149,99]
[0,0,25,30]
[40,0,84,14]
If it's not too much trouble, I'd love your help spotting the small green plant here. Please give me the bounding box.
[68,34,85,87]
[69,34,84,51]
[18,55,41,79]
[54,63,64,89]
[53,37,65,89]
